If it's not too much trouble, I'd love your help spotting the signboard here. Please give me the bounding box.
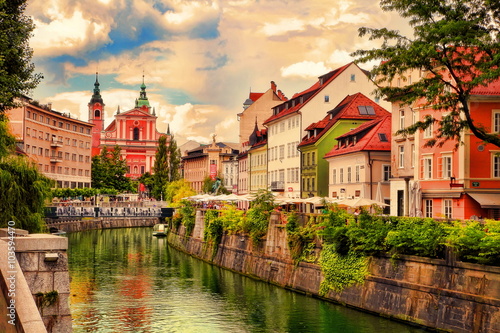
[288,187,293,192]
[472,182,480,187]
[210,164,217,180]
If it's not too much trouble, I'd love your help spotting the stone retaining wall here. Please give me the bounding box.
[45,217,159,233]
[166,210,500,333]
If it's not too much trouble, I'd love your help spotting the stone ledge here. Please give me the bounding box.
[1,234,68,252]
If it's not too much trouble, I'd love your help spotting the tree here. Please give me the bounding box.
[91,145,134,192]
[152,134,181,199]
[164,179,195,207]
[352,0,500,148]
[0,0,42,115]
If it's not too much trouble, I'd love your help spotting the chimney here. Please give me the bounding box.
[47,102,52,110]
[271,81,277,92]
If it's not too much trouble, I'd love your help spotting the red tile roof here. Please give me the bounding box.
[263,62,359,125]
[324,115,392,158]
[249,92,265,101]
[298,92,390,147]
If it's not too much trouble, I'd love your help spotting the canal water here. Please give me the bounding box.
[68,228,426,333]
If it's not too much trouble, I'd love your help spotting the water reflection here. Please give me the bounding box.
[68,228,426,332]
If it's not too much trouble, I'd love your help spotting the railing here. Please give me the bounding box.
[45,205,173,218]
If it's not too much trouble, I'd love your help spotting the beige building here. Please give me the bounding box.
[181,136,240,193]
[7,96,93,188]
[237,81,287,145]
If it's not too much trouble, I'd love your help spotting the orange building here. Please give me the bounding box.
[181,136,239,193]
[88,74,168,179]
[414,80,500,220]
[7,96,93,188]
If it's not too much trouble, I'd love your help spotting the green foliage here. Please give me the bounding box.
[164,179,196,207]
[179,200,196,236]
[446,220,500,265]
[286,211,317,263]
[386,217,447,258]
[91,146,134,192]
[317,208,353,255]
[152,135,181,199]
[0,0,42,115]
[246,207,270,245]
[203,209,223,258]
[0,155,53,233]
[346,212,393,256]
[319,244,369,295]
[353,0,500,148]
[138,172,154,194]
[171,212,182,229]
[218,204,246,234]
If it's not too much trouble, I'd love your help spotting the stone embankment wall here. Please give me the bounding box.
[167,210,500,333]
[0,229,72,333]
[45,217,158,233]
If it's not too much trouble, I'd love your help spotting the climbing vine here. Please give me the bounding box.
[285,211,317,263]
[319,244,369,295]
[179,200,196,236]
[204,209,223,258]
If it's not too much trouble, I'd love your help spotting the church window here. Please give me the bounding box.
[94,110,100,118]
[133,127,140,140]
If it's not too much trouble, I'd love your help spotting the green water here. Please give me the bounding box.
[68,228,426,332]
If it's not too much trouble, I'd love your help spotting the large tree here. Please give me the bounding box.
[352,0,500,148]
[91,145,133,192]
[152,135,181,199]
[0,0,42,115]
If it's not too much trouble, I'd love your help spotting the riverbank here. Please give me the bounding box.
[45,217,159,233]
[166,210,500,333]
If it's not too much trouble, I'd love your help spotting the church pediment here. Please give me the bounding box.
[118,108,154,118]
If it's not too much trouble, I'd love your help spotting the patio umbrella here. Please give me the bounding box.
[337,197,389,208]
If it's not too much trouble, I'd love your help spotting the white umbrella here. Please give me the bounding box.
[337,197,389,208]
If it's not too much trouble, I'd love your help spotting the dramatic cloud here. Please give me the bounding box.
[26,0,410,144]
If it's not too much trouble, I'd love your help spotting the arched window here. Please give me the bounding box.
[94,110,100,118]
[133,166,138,174]
[133,127,140,140]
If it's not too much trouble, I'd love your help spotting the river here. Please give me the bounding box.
[68,227,426,332]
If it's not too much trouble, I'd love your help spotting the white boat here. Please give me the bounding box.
[153,223,168,236]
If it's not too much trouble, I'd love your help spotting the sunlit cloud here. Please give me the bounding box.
[280,61,332,79]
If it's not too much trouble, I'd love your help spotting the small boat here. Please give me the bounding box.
[153,223,168,236]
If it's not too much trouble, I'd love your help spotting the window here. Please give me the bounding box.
[411,144,415,168]
[133,127,140,140]
[324,95,330,103]
[355,165,360,182]
[383,165,391,182]
[399,110,405,130]
[442,155,452,179]
[424,122,433,138]
[398,146,404,168]
[493,154,500,178]
[443,199,452,219]
[26,127,30,136]
[279,145,285,160]
[378,133,388,142]
[347,167,352,183]
[350,74,356,81]
[339,168,344,183]
[332,169,337,184]
[425,199,433,218]
[311,152,315,165]
[358,106,375,115]
[423,156,433,179]
[494,112,500,133]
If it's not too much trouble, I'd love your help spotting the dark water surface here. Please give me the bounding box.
[68,228,426,332]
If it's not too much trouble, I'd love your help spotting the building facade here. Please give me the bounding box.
[7,96,93,188]
[88,74,168,179]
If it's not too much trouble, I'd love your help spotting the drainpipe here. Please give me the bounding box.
[368,151,373,199]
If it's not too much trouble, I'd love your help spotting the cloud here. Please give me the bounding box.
[280,61,332,79]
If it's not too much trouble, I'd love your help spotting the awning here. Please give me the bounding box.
[468,193,500,209]
[422,191,462,199]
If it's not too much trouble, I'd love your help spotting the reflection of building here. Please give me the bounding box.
[181,136,239,193]
[7,96,93,188]
[88,74,168,179]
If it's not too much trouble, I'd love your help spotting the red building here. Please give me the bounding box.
[88,74,168,179]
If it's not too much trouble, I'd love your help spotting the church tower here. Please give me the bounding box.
[88,72,105,156]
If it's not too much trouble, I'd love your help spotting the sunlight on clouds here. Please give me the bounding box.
[261,18,306,36]
[162,1,220,33]
[31,10,110,57]
[280,61,332,79]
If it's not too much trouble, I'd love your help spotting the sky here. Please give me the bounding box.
[25,0,410,145]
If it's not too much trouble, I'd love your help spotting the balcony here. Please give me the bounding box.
[50,140,63,148]
[50,155,62,163]
[270,181,284,191]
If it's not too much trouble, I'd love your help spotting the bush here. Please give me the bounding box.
[179,200,196,236]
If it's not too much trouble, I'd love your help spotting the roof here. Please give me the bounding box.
[298,92,390,148]
[249,92,265,101]
[263,62,361,125]
[324,115,392,158]
[471,78,500,96]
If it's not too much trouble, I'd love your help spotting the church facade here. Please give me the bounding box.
[88,74,168,179]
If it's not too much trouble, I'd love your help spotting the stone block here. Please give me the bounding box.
[24,272,54,294]
[53,272,70,294]
[38,252,68,272]
[16,252,39,272]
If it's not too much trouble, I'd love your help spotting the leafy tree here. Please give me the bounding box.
[138,172,154,196]
[164,179,195,206]
[353,0,500,147]
[91,145,133,192]
[152,135,181,200]
[0,0,42,115]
